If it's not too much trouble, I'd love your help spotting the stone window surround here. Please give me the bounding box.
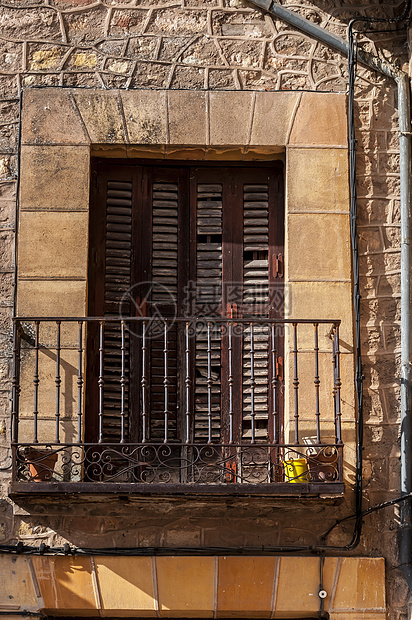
[16,86,355,452]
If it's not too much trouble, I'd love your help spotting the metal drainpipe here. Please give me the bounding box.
[249,0,412,586]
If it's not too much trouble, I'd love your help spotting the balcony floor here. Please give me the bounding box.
[9,480,345,498]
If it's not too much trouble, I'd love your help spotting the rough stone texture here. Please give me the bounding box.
[0,0,408,617]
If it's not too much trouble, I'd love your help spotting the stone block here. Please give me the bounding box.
[18,417,78,445]
[274,557,338,617]
[0,230,14,269]
[168,91,207,146]
[250,91,299,147]
[32,556,98,614]
[18,347,82,426]
[19,145,89,211]
[121,90,167,145]
[94,557,157,617]
[16,280,86,318]
[0,272,14,306]
[287,148,349,212]
[163,525,201,546]
[273,556,319,616]
[287,213,351,281]
[21,89,89,145]
[0,199,15,229]
[0,555,38,609]
[284,350,355,434]
[358,227,382,254]
[217,556,276,617]
[287,281,353,346]
[156,556,214,617]
[209,91,253,146]
[0,181,16,228]
[289,93,347,147]
[18,211,88,279]
[74,91,126,144]
[330,558,385,611]
[0,180,16,202]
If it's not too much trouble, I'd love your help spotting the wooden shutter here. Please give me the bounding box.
[242,182,270,440]
[191,168,283,445]
[88,161,284,446]
[102,180,133,442]
[148,180,180,441]
[86,164,137,444]
[193,182,223,442]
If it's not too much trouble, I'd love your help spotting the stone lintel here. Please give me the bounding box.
[21,88,347,150]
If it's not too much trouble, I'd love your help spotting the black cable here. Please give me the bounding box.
[345,23,364,552]
[323,489,412,541]
[318,553,326,619]
[0,491,409,557]
[0,613,46,618]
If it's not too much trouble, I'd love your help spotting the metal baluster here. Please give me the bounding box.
[271,324,278,444]
[185,322,191,444]
[33,321,40,443]
[334,324,343,444]
[207,322,212,444]
[98,321,104,443]
[77,321,83,443]
[314,323,320,444]
[293,323,299,444]
[141,320,147,443]
[11,322,20,444]
[250,322,256,444]
[120,320,126,443]
[228,322,234,444]
[164,321,169,444]
[55,321,61,443]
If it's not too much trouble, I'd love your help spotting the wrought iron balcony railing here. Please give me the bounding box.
[10,317,344,494]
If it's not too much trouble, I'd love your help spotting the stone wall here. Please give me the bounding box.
[0,0,409,617]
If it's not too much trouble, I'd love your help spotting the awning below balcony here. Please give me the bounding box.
[0,554,385,619]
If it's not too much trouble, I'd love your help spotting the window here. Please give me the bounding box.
[12,89,347,491]
[86,160,284,447]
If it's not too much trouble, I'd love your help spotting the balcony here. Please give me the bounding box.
[10,317,344,495]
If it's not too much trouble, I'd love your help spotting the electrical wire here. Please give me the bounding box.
[0,612,46,618]
[322,489,412,541]
[0,489,409,557]
[345,22,364,552]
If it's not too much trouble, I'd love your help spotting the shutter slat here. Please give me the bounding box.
[242,183,270,441]
[102,180,133,443]
[149,182,179,441]
[194,183,223,442]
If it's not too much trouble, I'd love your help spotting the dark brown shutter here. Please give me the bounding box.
[194,182,223,442]
[101,180,133,442]
[88,161,284,446]
[148,180,180,441]
[242,183,270,440]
